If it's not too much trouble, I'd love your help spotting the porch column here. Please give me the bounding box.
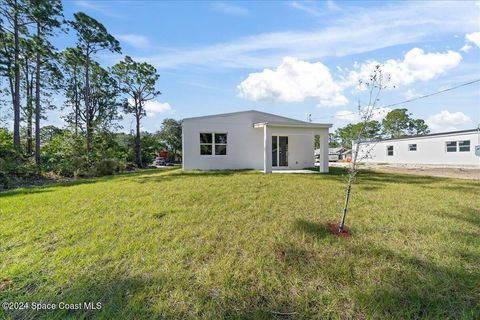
[263,125,272,173]
[319,132,329,173]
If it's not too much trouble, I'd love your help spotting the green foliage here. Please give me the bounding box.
[95,158,124,176]
[336,120,381,148]
[382,108,430,138]
[0,128,16,174]
[41,130,127,177]
[70,12,121,55]
[157,118,182,161]
[112,55,160,166]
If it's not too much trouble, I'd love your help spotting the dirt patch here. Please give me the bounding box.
[0,279,12,292]
[365,165,480,181]
[327,222,352,238]
[331,163,480,180]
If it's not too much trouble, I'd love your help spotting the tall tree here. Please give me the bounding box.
[112,56,160,167]
[69,12,121,154]
[61,47,85,135]
[158,118,182,162]
[19,36,35,154]
[382,108,430,138]
[408,118,430,135]
[74,62,120,148]
[27,0,63,164]
[0,0,29,153]
[382,108,411,138]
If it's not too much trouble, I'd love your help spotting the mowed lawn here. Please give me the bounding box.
[0,168,479,319]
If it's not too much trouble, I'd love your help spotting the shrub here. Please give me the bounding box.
[95,158,125,176]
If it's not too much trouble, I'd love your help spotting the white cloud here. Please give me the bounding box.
[404,89,422,99]
[426,110,471,132]
[344,48,462,88]
[74,0,122,18]
[115,34,149,48]
[335,107,392,123]
[136,1,477,69]
[460,44,472,52]
[464,31,480,48]
[237,57,348,107]
[128,99,172,117]
[144,100,172,117]
[211,2,250,16]
[289,0,339,16]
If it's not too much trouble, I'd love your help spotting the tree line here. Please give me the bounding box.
[330,108,430,148]
[0,0,181,182]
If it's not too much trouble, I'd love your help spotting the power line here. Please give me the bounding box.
[311,78,480,121]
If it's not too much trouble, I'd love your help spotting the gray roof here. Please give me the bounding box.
[183,110,332,127]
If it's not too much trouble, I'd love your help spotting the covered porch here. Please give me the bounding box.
[253,122,331,174]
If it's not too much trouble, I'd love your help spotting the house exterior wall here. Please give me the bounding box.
[182,113,264,170]
[182,112,326,170]
[356,131,479,166]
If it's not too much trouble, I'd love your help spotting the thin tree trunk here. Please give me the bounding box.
[73,66,78,135]
[135,113,142,167]
[34,23,41,164]
[26,79,33,155]
[13,0,21,153]
[85,53,91,155]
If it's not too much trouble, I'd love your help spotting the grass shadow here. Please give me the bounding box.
[293,219,330,239]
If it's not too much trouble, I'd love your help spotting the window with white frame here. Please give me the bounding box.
[446,141,457,152]
[200,133,227,155]
[387,145,394,156]
[459,140,470,152]
[408,144,417,151]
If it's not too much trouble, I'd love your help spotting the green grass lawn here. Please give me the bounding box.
[0,168,479,319]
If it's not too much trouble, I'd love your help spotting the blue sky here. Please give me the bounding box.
[50,0,480,133]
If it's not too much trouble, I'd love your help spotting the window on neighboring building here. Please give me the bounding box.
[408,144,417,151]
[459,140,470,152]
[200,133,227,155]
[387,145,394,156]
[446,141,457,152]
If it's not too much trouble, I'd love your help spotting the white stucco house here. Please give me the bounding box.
[182,110,332,173]
[356,129,480,166]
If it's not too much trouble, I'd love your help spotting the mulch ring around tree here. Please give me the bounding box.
[327,222,352,238]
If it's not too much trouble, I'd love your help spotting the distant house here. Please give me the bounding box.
[356,129,480,166]
[315,147,352,162]
[182,110,332,172]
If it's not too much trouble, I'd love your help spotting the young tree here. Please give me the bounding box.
[158,118,182,161]
[338,65,389,233]
[69,12,121,154]
[112,56,160,167]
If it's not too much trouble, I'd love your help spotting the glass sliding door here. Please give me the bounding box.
[279,136,288,167]
[272,136,278,167]
[272,136,288,167]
